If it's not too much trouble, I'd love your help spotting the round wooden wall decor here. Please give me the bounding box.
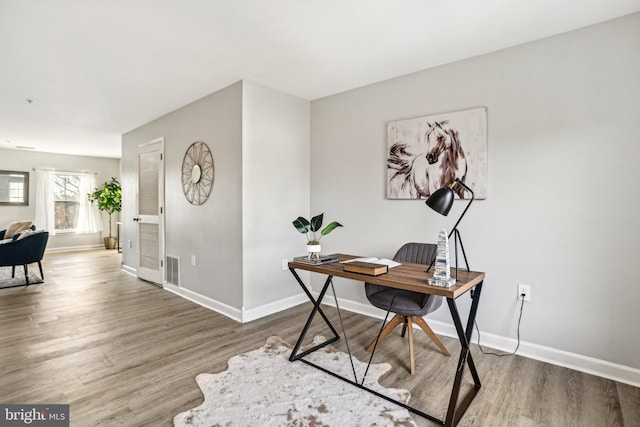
[182,141,214,205]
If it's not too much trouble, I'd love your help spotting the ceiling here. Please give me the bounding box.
[1,1,639,159]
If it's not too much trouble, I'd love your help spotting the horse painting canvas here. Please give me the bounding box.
[386,107,487,200]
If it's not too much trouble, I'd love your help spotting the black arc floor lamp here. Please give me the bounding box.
[425,178,475,279]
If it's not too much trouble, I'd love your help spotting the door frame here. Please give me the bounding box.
[136,137,165,286]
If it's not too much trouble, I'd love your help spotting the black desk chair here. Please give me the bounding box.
[365,242,450,374]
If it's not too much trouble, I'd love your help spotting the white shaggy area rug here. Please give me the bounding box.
[174,336,417,426]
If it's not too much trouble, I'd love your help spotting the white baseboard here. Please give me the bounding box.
[164,282,309,324]
[164,283,243,322]
[46,244,105,253]
[120,264,137,276]
[318,293,640,388]
[124,266,307,323]
[242,293,309,323]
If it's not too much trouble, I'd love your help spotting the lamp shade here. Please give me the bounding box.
[425,187,454,216]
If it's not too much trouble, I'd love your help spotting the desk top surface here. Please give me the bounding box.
[289,253,484,298]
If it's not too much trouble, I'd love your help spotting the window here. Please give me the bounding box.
[35,169,102,236]
[53,174,81,232]
[0,170,29,205]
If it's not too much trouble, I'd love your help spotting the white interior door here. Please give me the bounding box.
[136,138,164,285]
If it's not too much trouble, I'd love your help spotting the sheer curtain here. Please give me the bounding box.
[34,170,56,235]
[76,173,103,234]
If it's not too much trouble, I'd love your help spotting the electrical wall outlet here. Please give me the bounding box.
[282,259,288,271]
[517,284,531,301]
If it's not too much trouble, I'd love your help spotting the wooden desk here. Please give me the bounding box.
[288,253,485,427]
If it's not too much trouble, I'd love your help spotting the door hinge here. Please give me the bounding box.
[160,153,163,160]
[161,260,164,267]
[160,206,163,214]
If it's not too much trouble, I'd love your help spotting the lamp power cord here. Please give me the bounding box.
[473,294,525,357]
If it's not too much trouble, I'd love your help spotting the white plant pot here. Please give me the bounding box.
[306,244,321,259]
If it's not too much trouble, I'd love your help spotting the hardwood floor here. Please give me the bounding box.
[1,250,638,426]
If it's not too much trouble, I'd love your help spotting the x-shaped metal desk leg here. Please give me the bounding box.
[444,280,483,426]
[288,269,340,361]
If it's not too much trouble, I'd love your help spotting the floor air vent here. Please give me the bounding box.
[166,255,180,286]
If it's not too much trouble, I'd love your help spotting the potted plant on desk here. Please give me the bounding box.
[88,177,122,250]
[292,213,343,259]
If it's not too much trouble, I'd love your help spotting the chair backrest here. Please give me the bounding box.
[365,242,442,313]
[392,242,437,265]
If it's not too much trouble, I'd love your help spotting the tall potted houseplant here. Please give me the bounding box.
[88,177,122,249]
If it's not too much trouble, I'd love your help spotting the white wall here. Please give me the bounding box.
[310,13,640,374]
[242,81,310,316]
[122,82,244,310]
[0,147,120,250]
[121,80,311,320]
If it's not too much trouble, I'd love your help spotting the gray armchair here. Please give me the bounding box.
[365,242,450,374]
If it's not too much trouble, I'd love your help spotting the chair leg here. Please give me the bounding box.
[24,265,30,286]
[413,316,450,357]
[12,265,16,278]
[38,261,44,280]
[400,317,408,338]
[366,313,404,351]
[407,316,416,375]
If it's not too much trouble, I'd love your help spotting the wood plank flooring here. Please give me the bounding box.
[1,250,638,426]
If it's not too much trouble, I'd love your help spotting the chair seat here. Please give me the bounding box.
[368,288,439,317]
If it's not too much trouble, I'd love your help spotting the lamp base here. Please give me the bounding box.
[428,277,456,288]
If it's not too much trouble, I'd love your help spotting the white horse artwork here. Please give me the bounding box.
[386,108,487,200]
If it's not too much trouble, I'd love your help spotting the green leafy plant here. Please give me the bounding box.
[88,177,122,238]
[292,213,343,245]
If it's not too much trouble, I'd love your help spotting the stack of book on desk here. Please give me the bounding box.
[293,255,339,265]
